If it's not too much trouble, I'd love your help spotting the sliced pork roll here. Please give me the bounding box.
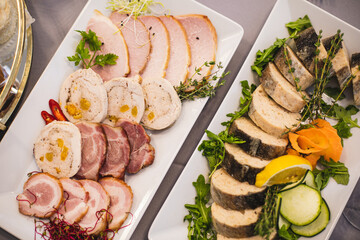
[211,168,266,211]
[75,122,107,181]
[53,178,89,224]
[249,85,300,138]
[110,12,150,77]
[141,77,182,130]
[322,35,351,89]
[176,14,217,90]
[98,177,133,230]
[100,124,130,179]
[212,202,262,238]
[222,143,269,185]
[33,121,81,178]
[78,180,110,235]
[115,119,155,173]
[86,10,129,81]
[59,68,108,123]
[103,77,145,125]
[139,16,170,79]
[229,117,288,159]
[274,44,314,90]
[17,173,63,218]
[159,15,190,86]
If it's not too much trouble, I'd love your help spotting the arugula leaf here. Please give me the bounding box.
[286,15,312,37]
[312,158,349,190]
[332,105,360,140]
[68,29,118,69]
[184,175,216,240]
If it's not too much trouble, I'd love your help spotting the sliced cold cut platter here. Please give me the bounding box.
[0,0,243,239]
[149,0,360,239]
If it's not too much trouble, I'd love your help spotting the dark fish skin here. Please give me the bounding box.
[211,170,266,210]
[222,145,265,185]
[229,119,287,160]
[322,35,343,54]
[212,218,256,238]
[351,53,360,68]
[294,27,319,71]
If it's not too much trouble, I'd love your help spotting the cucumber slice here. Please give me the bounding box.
[278,213,291,230]
[291,199,330,236]
[302,170,316,189]
[280,184,321,226]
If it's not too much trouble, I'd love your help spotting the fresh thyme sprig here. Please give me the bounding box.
[175,61,229,101]
[254,186,280,240]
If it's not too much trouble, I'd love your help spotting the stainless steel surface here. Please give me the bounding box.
[0,0,359,239]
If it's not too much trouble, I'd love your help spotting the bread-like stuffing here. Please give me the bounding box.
[248,85,301,138]
[260,62,306,112]
[229,117,288,159]
[33,121,82,178]
[222,143,269,185]
[274,45,314,90]
[212,202,262,238]
[211,168,266,210]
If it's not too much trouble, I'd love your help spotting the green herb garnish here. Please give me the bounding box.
[313,158,350,190]
[176,61,229,101]
[184,175,216,240]
[67,29,118,69]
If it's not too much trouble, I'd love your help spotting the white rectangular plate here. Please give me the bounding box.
[0,0,243,239]
[149,0,360,239]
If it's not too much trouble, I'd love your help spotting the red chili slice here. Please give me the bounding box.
[49,99,67,121]
[41,111,56,125]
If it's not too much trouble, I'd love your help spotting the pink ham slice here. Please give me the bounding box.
[75,122,107,181]
[110,12,151,77]
[159,15,191,86]
[98,177,133,230]
[78,180,110,235]
[176,14,217,90]
[100,124,130,179]
[87,10,130,81]
[115,119,155,174]
[139,16,170,79]
[17,173,63,218]
[52,178,89,224]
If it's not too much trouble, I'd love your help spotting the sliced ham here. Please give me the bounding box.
[176,14,217,90]
[17,173,63,218]
[78,180,110,235]
[159,15,190,86]
[75,122,107,181]
[139,16,170,79]
[110,12,151,77]
[98,177,133,230]
[87,10,130,81]
[115,119,155,173]
[100,124,130,179]
[52,178,89,224]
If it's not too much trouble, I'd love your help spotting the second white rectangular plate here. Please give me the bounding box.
[149,0,360,239]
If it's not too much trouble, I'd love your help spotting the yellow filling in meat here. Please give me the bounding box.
[65,104,82,119]
[45,152,53,162]
[131,106,138,117]
[148,111,155,121]
[80,98,91,111]
[120,105,130,113]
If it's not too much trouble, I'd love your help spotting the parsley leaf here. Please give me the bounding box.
[332,105,360,140]
[67,29,118,69]
[184,175,215,240]
[278,226,299,240]
[312,158,349,190]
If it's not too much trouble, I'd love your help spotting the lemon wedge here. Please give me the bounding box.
[255,155,312,187]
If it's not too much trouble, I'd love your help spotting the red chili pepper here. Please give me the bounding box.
[49,99,67,121]
[41,111,56,125]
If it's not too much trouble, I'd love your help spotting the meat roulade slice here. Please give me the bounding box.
[78,180,110,235]
[98,177,133,230]
[52,178,89,224]
[17,173,63,218]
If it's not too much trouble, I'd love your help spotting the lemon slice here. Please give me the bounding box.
[255,155,312,187]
